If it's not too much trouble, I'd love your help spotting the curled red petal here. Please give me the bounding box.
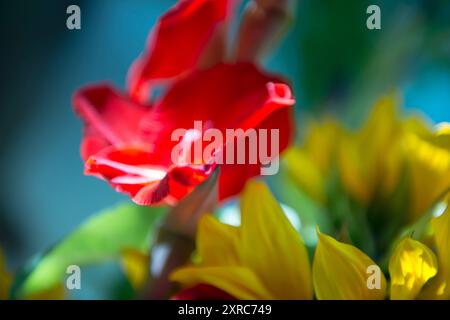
[219,106,293,199]
[144,63,294,131]
[85,146,213,206]
[73,84,149,160]
[127,0,237,102]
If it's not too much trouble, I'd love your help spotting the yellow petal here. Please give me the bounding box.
[337,134,373,203]
[403,115,432,138]
[284,147,326,203]
[171,266,272,300]
[338,95,404,204]
[121,248,149,291]
[0,249,12,300]
[197,215,240,266]
[359,94,400,146]
[239,181,313,299]
[435,123,450,149]
[389,238,438,300]
[406,128,450,221]
[363,95,402,197]
[313,230,386,299]
[284,118,342,204]
[421,202,450,299]
[303,118,341,174]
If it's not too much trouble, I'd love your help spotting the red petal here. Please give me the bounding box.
[127,0,237,102]
[73,84,149,160]
[173,284,236,300]
[85,146,214,205]
[86,146,167,204]
[219,107,294,199]
[142,62,295,201]
[145,63,294,130]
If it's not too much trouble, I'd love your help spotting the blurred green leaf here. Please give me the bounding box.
[13,202,165,298]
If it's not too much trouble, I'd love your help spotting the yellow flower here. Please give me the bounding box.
[172,180,392,300]
[285,95,450,224]
[313,229,386,300]
[171,180,313,299]
[285,95,405,206]
[389,237,438,300]
[172,179,450,300]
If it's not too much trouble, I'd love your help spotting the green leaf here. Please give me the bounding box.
[13,202,165,298]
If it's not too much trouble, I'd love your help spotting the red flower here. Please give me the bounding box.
[73,0,295,206]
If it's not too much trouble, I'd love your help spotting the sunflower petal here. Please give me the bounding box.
[197,215,240,266]
[284,147,326,203]
[239,181,313,299]
[171,266,272,300]
[421,202,450,299]
[406,123,450,220]
[313,230,386,300]
[338,95,402,204]
[389,238,438,300]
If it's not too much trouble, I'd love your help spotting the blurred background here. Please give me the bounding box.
[0,0,449,298]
